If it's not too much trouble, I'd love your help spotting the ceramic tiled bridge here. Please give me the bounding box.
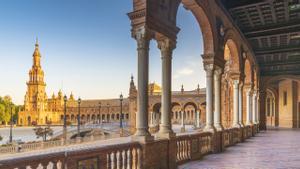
[1,126,300,169]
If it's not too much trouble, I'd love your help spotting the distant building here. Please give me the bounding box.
[18,41,206,132]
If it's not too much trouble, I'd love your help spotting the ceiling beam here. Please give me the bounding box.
[255,46,300,55]
[244,22,300,38]
[259,60,300,67]
[261,69,300,76]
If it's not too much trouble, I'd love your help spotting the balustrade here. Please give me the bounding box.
[176,132,212,164]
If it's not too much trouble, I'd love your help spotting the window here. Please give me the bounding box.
[283,91,287,106]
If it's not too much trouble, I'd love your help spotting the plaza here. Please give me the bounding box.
[0,0,300,169]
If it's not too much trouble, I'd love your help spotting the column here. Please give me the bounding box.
[239,83,244,127]
[233,80,240,128]
[196,110,200,128]
[270,97,274,126]
[246,89,253,125]
[204,64,216,132]
[252,91,257,124]
[150,112,153,127]
[181,110,185,132]
[256,92,260,124]
[158,38,175,137]
[213,66,223,131]
[133,27,152,138]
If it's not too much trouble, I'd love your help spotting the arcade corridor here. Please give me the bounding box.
[179,129,300,169]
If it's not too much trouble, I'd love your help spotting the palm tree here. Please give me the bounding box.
[33,126,53,141]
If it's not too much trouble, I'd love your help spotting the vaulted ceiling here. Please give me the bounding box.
[221,0,300,76]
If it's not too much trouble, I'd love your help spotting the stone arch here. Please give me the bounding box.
[179,0,216,55]
[183,102,198,125]
[266,88,277,127]
[244,58,253,85]
[223,38,241,73]
[171,102,181,123]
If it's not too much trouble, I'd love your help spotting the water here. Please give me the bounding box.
[0,127,62,145]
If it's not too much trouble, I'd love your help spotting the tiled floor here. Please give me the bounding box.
[179,129,300,169]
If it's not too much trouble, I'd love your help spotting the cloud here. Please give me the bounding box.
[174,67,194,79]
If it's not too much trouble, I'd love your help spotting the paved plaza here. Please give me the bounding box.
[179,129,300,169]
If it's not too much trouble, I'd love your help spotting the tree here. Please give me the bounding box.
[0,95,21,125]
[0,135,2,141]
[33,126,54,141]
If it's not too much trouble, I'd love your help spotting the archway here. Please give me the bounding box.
[243,58,253,125]
[221,39,241,128]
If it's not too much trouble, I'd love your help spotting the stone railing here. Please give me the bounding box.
[0,142,142,169]
[0,134,121,155]
[0,124,259,169]
[176,132,212,165]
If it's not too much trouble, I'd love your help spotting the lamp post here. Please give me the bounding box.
[98,102,101,125]
[77,97,81,137]
[9,104,13,143]
[119,94,123,129]
[63,95,67,142]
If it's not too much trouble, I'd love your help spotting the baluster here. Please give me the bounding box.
[176,141,179,161]
[56,160,62,169]
[188,140,191,159]
[37,163,44,169]
[107,153,111,169]
[132,148,137,169]
[137,148,142,169]
[46,162,54,169]
[184,140,187,159]
[116,151,121,169]
[127,149,132,169]
[122,150,127,169]
[179,141,182,160]
[111,152,116,169]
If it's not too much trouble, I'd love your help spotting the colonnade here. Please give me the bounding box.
[132,27,259,140]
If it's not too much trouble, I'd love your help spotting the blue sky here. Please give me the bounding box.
[0,0,205,104]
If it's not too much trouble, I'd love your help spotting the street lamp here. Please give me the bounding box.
[98,102,101,125]
[9,104,13,143]
[119,93,123,129]
[77,97,81,137]
[63,95,67,141]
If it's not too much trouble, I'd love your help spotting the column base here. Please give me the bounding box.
[214,124,224,131]
[180,126,186,133]
[131,135,154,143]
[155,131,176,139]
[232,123,241,128]
[203,125,216,133]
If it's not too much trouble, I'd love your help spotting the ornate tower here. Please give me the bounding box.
[24,40,48,121]
[128,75,137,133]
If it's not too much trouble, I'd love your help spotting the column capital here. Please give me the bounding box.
[233,79,240,87]
[157,37,176,52]
[132,26,154,49]
[214,65,223,76]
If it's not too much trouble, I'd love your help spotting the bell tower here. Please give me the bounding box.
[24,39,48,119]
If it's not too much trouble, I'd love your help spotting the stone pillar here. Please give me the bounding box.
[233,80,240,128]
[252,91,257,124]
[180,111,185,132]
[213,66,223,131]
[257,93,260,124]
[150,112,153,127]
[132,27,153,141]
[196,110,200,128]
[246,89,253,125]
[203,64,216,132]
[239,83,244,127]
[157,38,175,138]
